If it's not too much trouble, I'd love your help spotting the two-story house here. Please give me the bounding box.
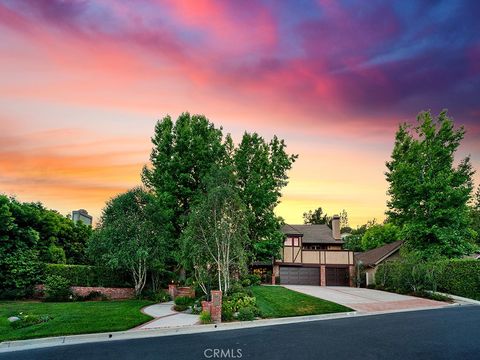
[273,215,355,286]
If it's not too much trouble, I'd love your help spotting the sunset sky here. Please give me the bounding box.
[1,0,479,227]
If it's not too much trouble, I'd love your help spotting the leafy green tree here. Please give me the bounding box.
[142,113,231,266]
[0,195,43,297]
[360,223,401,251]
[181,169,248,293]
[87,187,170,295]
[386,110,476,258]
[234,133,297,261]
[343,219,377,251]
[47,244,67,264]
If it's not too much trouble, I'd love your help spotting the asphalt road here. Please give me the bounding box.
[2,306,479,360]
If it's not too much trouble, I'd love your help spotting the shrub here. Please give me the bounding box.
[438,259,480,300]
[241,278,251,287]
[76,290,108,301]
[227,282,244,295]
[241,274,261,287]
[0,248,43,299]
[174,296,194,311]
[221,302,235,322]
[47,244,66,264]
[10,314,52,329]
[376,257,480,301]
[237,306,255,321]
[152,289,170,303]
[44,275,72,301]
[199,311,212,324]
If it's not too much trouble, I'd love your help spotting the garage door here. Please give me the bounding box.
[326,267,349,286]
[280,267,319,285]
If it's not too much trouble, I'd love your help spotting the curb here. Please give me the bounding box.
[431,291,480,306]
[0,304,459,353]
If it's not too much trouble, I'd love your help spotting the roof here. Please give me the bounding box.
[281,224,342,244]
[354,240,404,267]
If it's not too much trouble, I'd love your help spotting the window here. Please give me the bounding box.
[293,238,299,246]
[284,237,292,246]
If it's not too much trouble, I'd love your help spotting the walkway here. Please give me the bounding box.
[134,302,199,330]
[284,286,450,313]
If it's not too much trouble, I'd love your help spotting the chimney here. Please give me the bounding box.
[332,215,341,240]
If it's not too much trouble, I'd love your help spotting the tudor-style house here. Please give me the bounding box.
[273,215,354,286]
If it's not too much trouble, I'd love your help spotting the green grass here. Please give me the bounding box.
[251,286,352,318]
[0,300,153,342]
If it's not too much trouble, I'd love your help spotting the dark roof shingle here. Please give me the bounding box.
[281,224,342,244]
[354,240,404,266]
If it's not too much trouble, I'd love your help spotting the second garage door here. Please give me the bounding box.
[326,267,349,286]
[280,266,319,285]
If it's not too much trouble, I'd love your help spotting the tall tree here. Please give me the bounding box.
[385,110,476,257]
[142,113,231,265]
[87,188,169,295]
[234,133,297,261]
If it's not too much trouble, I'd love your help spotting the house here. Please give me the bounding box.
[273,215,355,286]
[354,240,404,286]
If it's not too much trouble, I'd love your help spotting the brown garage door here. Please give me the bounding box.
[280,266,319,285]
[326,267,349,286]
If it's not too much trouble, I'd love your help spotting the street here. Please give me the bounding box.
[1,306,479,360]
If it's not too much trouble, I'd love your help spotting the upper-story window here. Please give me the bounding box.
[284,237,300,246]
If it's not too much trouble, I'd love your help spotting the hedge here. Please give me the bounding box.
[438,259,480,301]
[376,258,480,300]
[44,264,131,288]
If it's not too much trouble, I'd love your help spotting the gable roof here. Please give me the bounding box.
[281,224,342,244]
[354,240,404,267]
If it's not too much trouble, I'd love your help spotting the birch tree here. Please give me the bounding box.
[182,172,248,294]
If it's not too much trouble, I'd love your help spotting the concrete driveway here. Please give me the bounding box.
[284,285,450,313]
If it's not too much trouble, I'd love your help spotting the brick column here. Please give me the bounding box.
[210,290,222,323]
[320,265,326,286]
[168,284,177,299]
[201,300,211,313]
[349,265,355,287]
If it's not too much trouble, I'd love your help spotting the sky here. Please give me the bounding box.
[0,0,479,227]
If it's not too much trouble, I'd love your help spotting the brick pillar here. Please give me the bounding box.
[201,300,211,313]
[210,290,222,323]
[272,265,279,285]
[168,284,177,299]
[320,265,326,286]
[349,265,355,287]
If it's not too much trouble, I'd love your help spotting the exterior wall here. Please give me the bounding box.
[71,286,134,299]
[302,250,320,264]
[365,268,376,286]
[324,251,351,265]
[279,249,354,265]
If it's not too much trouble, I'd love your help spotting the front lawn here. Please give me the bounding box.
[251,286,352,318]
[0,300,153,342]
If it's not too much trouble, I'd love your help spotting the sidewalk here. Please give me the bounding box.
[135,302,199,330]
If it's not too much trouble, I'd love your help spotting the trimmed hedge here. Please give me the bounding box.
[376,258,480,301]
[438,259,480,301]
[44,264,131,288]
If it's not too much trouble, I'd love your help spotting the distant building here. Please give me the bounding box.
[71,209,93,226]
